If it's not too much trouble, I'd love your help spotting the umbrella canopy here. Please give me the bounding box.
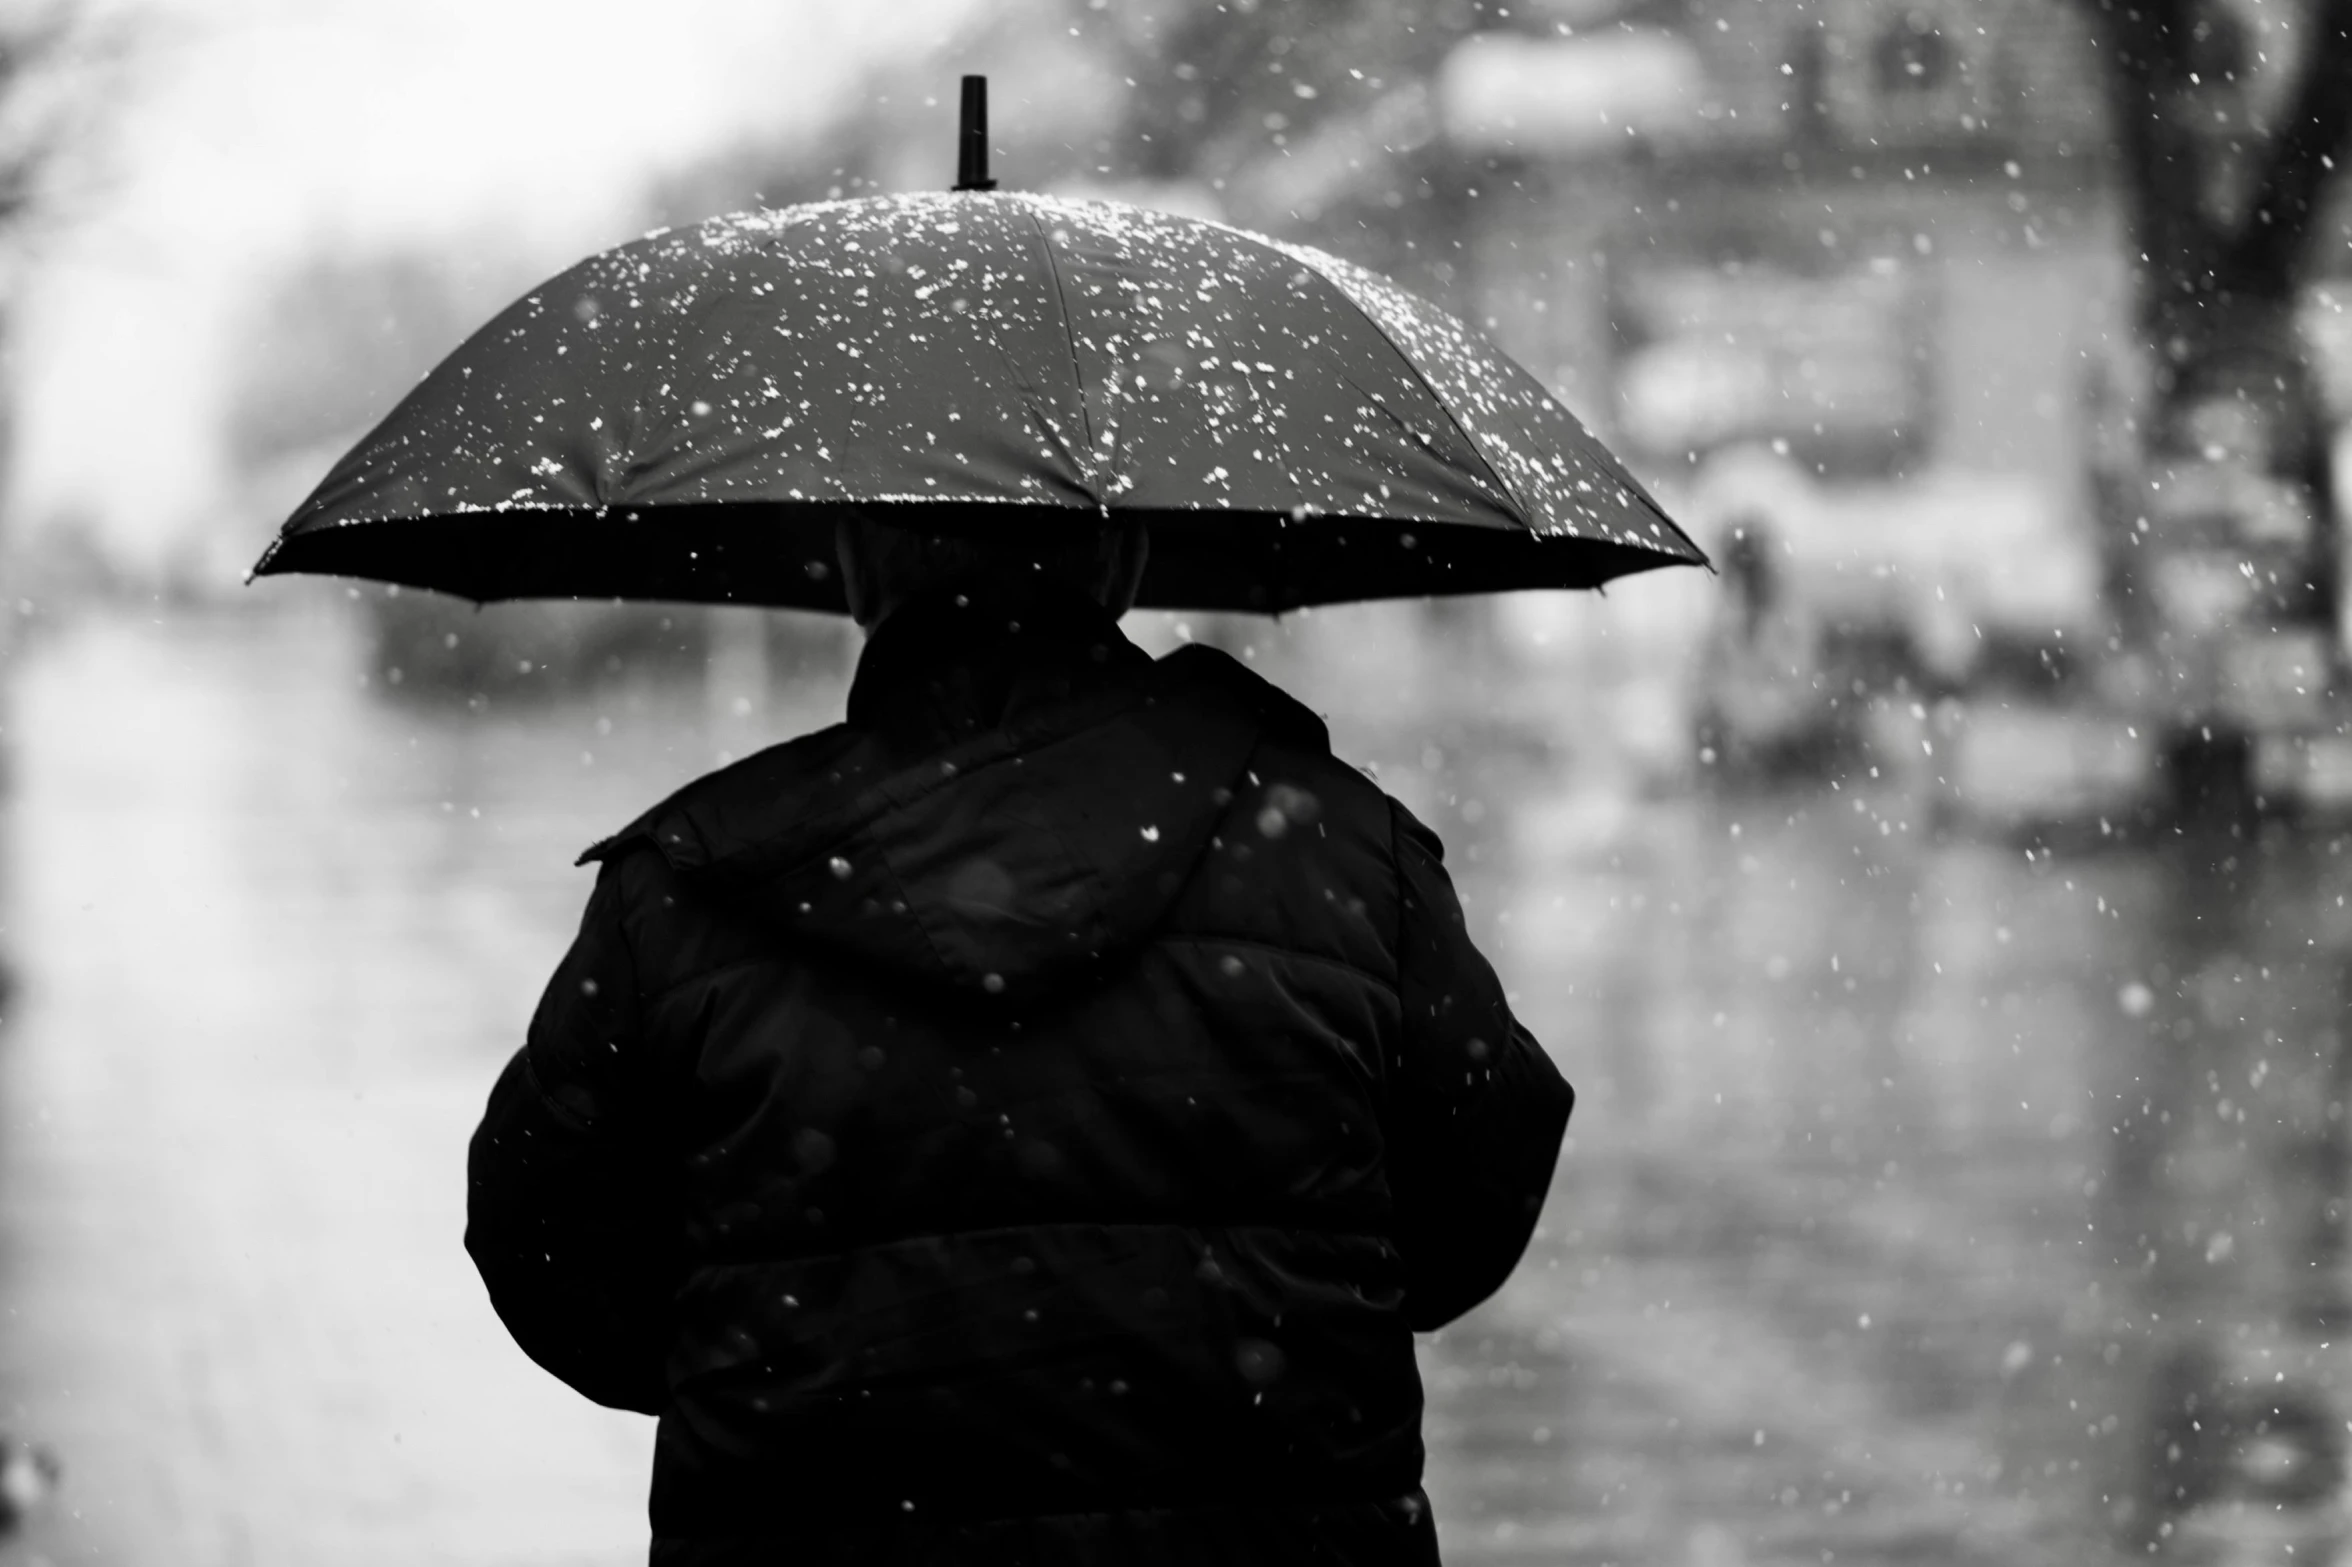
[251,192,1704,613]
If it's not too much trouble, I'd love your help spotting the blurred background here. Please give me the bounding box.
[1,0,2350,1561]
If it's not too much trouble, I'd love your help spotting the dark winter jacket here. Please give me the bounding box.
[465,583,1573,1565]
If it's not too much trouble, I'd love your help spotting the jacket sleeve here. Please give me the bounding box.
[465,856,678,1415]
[1386,800,1574,1332]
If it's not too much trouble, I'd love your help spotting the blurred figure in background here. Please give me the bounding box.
[1692,512,1836,781]
[464,512,1572,1565]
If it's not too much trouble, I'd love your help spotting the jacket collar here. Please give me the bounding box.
[844,580,1151,742]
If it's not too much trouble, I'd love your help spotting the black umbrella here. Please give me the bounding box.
[252,81,1703,614]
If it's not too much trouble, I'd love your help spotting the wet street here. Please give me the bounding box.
[3,603,2349,1565]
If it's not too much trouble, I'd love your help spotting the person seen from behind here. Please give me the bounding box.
[465,512,1574,1565]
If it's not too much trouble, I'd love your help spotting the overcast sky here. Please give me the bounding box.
[11,0,971,575]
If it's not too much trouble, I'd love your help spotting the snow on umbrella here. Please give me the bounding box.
[251,96,1703,613]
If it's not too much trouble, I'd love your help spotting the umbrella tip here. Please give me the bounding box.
[954,75,998,193]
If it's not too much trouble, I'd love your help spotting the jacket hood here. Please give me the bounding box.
[583,615,1323,1007]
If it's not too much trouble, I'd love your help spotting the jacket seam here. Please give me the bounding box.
[1154,932,1396,996]
[1388,795,1409,1020]
[682,683,1153,889]
[519,1051,598,1137]
[1388,799,1411,1095]
[639,950,785,1010]
[608,862,648,1052]
[685,1218,1399,1272]
[1385,798,1405,980]
[656,1491,1426,1542]
[872,837,971,995]
[637,929,1399,1012]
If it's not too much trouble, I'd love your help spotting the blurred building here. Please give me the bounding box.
[1415,0,2152,802]
[1438,0,2119,532]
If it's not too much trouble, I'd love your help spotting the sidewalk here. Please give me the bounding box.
[0,600,2291,1566]
[0,609,666,1566]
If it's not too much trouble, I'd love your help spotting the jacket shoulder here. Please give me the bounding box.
[1156,643,1329,750]
[576,721,862,867]
[1160,643,1409,845]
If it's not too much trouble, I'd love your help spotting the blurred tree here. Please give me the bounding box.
[2083,5,2352,1526]
[0,3,113,527]
[2079,0,2352,822]
[0,3,111,1009]
[2088,0,2351,360]
[2084,0,2349,530]
[0,5,104,259]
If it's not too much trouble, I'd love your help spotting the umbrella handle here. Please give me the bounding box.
[954,74,998,192]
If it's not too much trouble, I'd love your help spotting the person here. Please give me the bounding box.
[465,511,1574,1566]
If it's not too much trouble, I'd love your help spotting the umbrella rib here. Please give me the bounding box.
[1240,232,1529,522]
[1021,204,1101,483]
[1236,365,1311,613]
